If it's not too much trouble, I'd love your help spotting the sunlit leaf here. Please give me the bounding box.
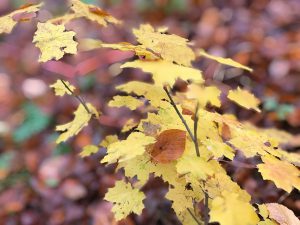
[50,80,75,96]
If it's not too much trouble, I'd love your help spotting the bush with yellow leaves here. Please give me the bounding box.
[1,1,299,225]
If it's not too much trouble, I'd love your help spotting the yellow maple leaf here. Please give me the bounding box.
[104,180,145,221]
[198,49,253,72]
[121,118,138,133]
[186,84,221,108]
[116,81,167,108]
[201,139,235,160]
[121,60,203,87]
[209,191,259,225]
[33,22,78,62]
[50,80,75,96]
[101,132,156,164]
[79,145,98,157]
[227,87,261,112]
[257,155,300,193]
[99,135,119,148]
[56,103,99,144]
[266,203,300,225]
[176,155,215,180]
[117,153,179,186]
[133,24,195,66]
[108,95,144,110]
[166,179,204,215]
[0,3,43,34]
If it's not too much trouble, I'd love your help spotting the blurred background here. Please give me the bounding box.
[0,0,299,224]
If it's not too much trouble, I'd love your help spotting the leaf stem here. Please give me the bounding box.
[204,192,209,225]
[60,79,91,114]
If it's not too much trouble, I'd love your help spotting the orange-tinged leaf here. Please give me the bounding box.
[257,155,300,192]
[266,203,300,225]
[0,3,43,34]
[149,129,186,164]
[227,87,261,112]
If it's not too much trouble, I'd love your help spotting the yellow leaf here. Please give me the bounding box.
[257,155,300,193]
[227,87,261,112]
[108,95,144,110]
[186,84,221,108]
[70,0,121,26]
[201,139,235,160]
[56,103,99,144]
[116,81,167,108]
[209,191,259,225]
[166,179,204,214]
[133,24,195,66]
[121,59,203,87]
[79,145,98,157]
[258,204,269,220]
[0,3,43,34]
[176,155,215,180]
[117,153,178,186]
[102,42,158,59]
[33,22,78,62]
[258,219,279,225]
[101,132,155,164]
[104,180,145,221]
[198,49,253,72]
[266,203,300,225]
[50,80,75,96]
[121,118,138,133]
[99,135,119,148]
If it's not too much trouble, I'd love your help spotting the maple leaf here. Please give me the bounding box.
[101,132,156,164]
[0,3,43,34]
[186,84,221,108]
[133,24,195,66]
[108,95,144,110]
[198,49,253,72]
[166,179,203,215]
[104,180,145,221]
[79,145,98,157]
[50,80,75,96]
[33,22,78,62]
[99,135,119,148]
[201,139,235,160]
[116,81,167,108]
[257,155,300,192]
[56,103,99,144]
[121,59,203,87]
[121,118,139,133]
[227,87,261,112]
[209,191,259,225]
[117,153,179,186]
[69,0,121,26]
[176,155,215,180]
[266,203,300,225]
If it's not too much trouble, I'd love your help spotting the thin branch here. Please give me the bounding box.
[163,86,195,143]
[187,208,202,225]
[204,192,209,225]
[60,79,91,114]
[193,102,200,157]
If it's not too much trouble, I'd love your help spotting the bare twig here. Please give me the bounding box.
[60,79,91,114]
[204,192,209,225]
[163,86,196,145]
[187,208,202,225]
[193,102,200,157]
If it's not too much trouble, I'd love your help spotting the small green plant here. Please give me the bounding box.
[1,1,299,224]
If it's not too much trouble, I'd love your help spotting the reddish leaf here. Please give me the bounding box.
[150,129,186,164]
